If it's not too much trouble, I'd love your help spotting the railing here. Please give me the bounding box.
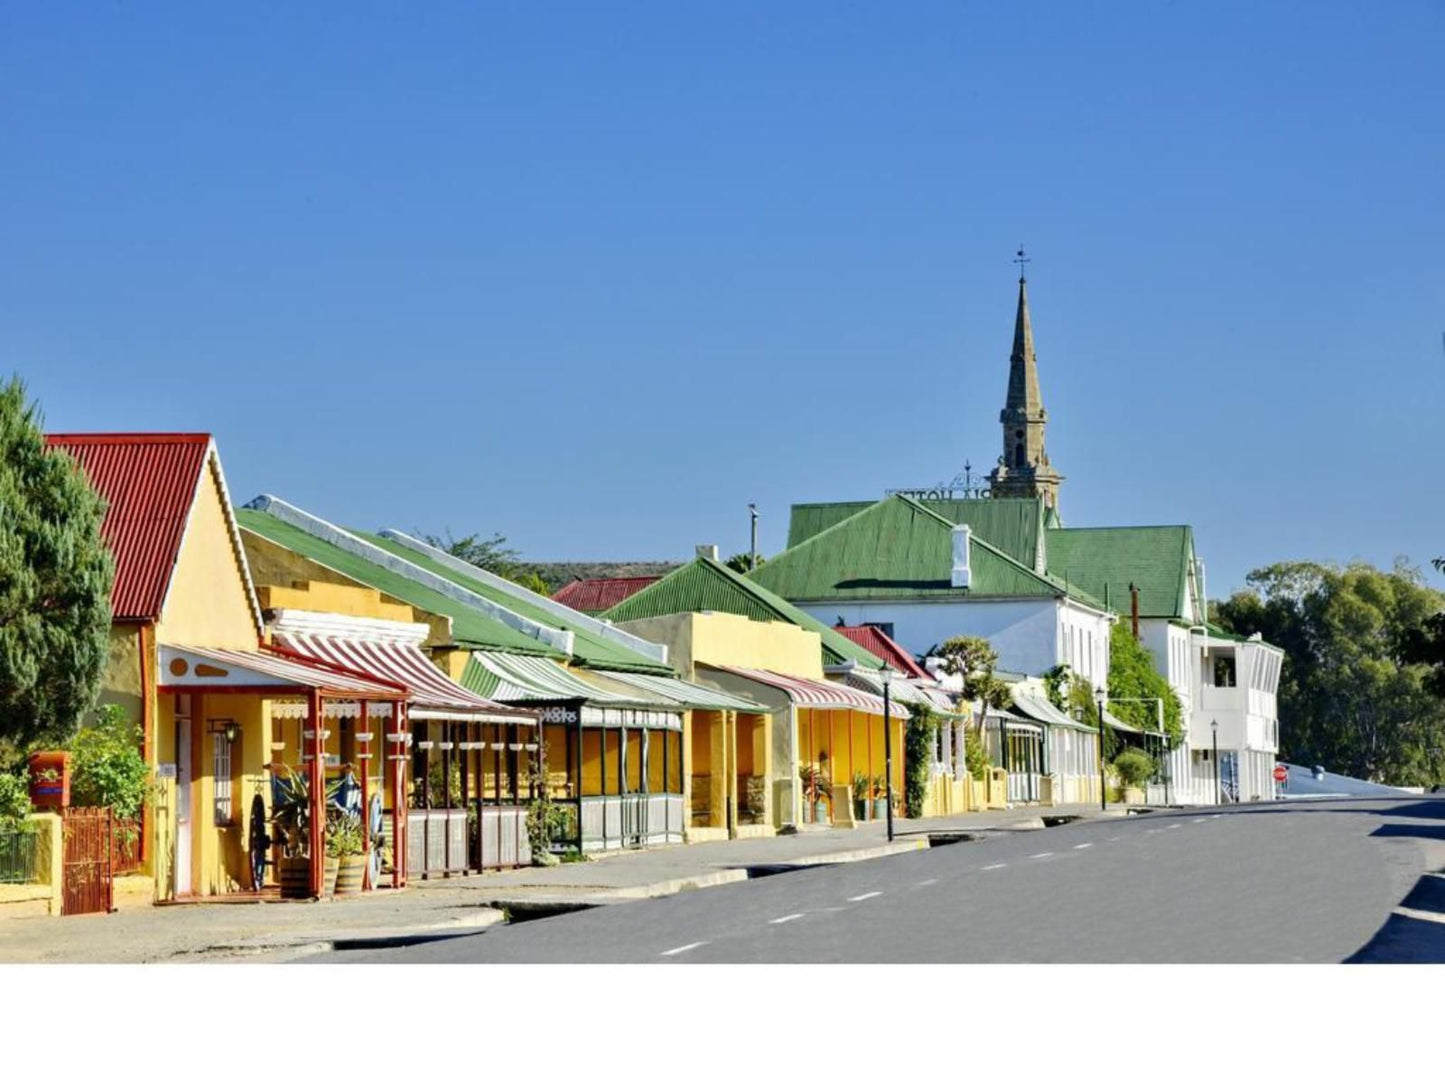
[0,826,42,885]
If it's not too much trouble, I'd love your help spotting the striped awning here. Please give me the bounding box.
[842,671,965,717]
[588,671,767,713]
[1009,688,1096,732]
[703,666,894,717]
[273,633,534,725]
[159,645,403,719]
[463,652,683,730]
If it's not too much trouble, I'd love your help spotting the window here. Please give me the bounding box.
[1213,656,1236,688]
[213,729,233,826]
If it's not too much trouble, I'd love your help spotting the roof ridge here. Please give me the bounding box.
[46,432,211,444]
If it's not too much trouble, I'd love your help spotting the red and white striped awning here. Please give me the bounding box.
[273,633,536,725]
[702,666,894,716]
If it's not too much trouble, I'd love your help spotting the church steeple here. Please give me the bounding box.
[989,247,1063,511]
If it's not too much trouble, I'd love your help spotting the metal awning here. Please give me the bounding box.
[842,671,966,718]
[701,666,895,717]
[158,644,404,719]
[464,652,683,731]
[588,670,768,713]
[273,633,535,725]
[1102,708,1142,734]
[1009,688,1096,732]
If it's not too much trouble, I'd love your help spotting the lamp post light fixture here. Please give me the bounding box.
[881,666,895,842]
[1211,718,1220,805]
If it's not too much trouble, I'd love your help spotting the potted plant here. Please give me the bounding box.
[850,769,870,821]
[871,775,889,821]
[799,765,831,825]
[270,767,313,899]
[327,811,366,896]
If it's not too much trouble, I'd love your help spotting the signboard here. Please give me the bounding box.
[1273,764,1288,784]
[156,763,178,780]
[538,706,579,724]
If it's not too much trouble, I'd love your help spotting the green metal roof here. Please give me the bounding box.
[1044,526,1195,620]
[787,497,1046,571]
[753,495,1104,608]
[601,556,886,669]
[236,508,557,657]
[356,530,669,674]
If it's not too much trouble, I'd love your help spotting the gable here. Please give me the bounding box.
[1044,526,1194,619]
[787,497,1045,570]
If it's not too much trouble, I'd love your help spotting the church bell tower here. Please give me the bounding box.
[988,248,1063,511]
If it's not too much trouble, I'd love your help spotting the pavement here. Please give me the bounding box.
[326,798,1445,964]
[0,802,1111,963]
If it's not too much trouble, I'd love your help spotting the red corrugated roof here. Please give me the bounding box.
[45,434,211,621]
[552,576,662,613]
[833,625,931,680]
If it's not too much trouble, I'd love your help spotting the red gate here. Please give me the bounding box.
[62,807,114,916]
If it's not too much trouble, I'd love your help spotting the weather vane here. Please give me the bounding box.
[1014,245,1030,282]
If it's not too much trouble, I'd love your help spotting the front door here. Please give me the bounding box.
[175,696,193,895]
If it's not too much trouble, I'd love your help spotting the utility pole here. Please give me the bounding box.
[882,668,895,842]
[748,503,758,572]
[1097,690,1108,811]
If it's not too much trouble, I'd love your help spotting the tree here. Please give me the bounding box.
[1108,622,1183,744]
[1214,560,1445,786]
[0,378,114,753]
[725,552,765,574]
[421,529,521,576]
[934,636,1014,723]
[68,704,150,819]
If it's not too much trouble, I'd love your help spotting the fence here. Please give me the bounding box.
[111,816,143,875]
[0,826,43,885]
[62,806,114,916]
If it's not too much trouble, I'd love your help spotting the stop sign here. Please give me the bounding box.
[1273,764,1288,784]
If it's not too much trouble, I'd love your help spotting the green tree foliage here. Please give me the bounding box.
[0,767,32,828]
[725,552,765,574]
[1108,623,1183,744]
[935,636,1014,722]
[0,378,114,750]
[68,704,151,819]
[1214,560,1445,786]
[963,727,990,781]
[903,705,938,818]
[421,528,553,596]
[1112,748,1155,790]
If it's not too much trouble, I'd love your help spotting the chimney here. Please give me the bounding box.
[951,524,972,588]
[696,544,719,561]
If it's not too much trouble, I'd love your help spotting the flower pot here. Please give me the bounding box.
[278,855,311,900]
[323,855,340,897]
[334,853,366,896]
[853,799,868,822]
[813,800,830,825]
[27,751,70,809]
[872,797,889,820]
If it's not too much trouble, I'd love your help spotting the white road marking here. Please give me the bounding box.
[1030,852,1055,859]
[916,878,939,886]
[1073,843,1093,850]
[981,863,1007,871]
[1107,836,1122,842]
[1211,814,1223,819]
[769,913,805,925]
[1193,817,1207,823]
[660,941,707,957]
[847,891,882,902]
[1167,824,1182,830]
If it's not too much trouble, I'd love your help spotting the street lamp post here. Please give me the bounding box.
[882,667,895,842]
[1211,718,1220,805]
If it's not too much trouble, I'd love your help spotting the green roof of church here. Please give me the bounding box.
[1044,526,1195,620]
[754,495,1104,608]
[787,497,1045,570]
[601,556,885,669]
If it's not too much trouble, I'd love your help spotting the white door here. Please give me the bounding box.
[175,697,192,895]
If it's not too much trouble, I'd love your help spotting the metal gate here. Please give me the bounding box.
[62,807,114,916]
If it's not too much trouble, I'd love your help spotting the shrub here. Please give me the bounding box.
[68,704,151,819]
[903,705,938,818]
[1113,748,1155,790]
[963,727,990,781]
[0,769,32,829]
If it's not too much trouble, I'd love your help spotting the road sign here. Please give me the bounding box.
[1273,764,1288,784]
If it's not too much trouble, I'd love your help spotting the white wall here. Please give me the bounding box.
[800,597,1110,683]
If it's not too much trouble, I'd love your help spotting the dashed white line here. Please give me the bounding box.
[981,863,1007,871]
[1030,852,1055,859]
[1073,843,1093,850]
[1192,817,1207,823]
[847,891,882,902]
[1211,814,1223,819]
[916,878,939,886]
[660,941,707,957]
[1167,824,1182,830]
[769,913,805,925]
[1107,836,1122,842]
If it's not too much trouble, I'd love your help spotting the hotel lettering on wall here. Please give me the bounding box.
[538,706,578,724]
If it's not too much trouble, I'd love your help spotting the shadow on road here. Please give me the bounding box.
[1347,910,1445,963]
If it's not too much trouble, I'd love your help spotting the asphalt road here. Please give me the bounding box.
[323,798,1445,964]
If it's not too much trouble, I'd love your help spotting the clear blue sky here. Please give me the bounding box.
[4,3,1442,596]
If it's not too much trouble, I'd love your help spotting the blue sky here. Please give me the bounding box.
[4,3,1442,595]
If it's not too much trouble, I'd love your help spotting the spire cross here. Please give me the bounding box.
[1014,245,1030,283]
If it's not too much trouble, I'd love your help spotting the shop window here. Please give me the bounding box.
[666,731,683,794]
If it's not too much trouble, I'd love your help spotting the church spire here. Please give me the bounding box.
[989,247,1063,511]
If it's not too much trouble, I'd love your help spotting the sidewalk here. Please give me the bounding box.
[0,802,1135,963]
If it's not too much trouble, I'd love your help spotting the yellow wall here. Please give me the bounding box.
[257,581,418,624]
[616,612,824,680]
[97,624,144,727]
[154,459,259,651]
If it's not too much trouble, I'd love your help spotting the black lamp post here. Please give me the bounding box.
[1211,718,1220,805]
[881,666,895,842]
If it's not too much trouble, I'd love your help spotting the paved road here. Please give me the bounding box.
[323,798,1445,963]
